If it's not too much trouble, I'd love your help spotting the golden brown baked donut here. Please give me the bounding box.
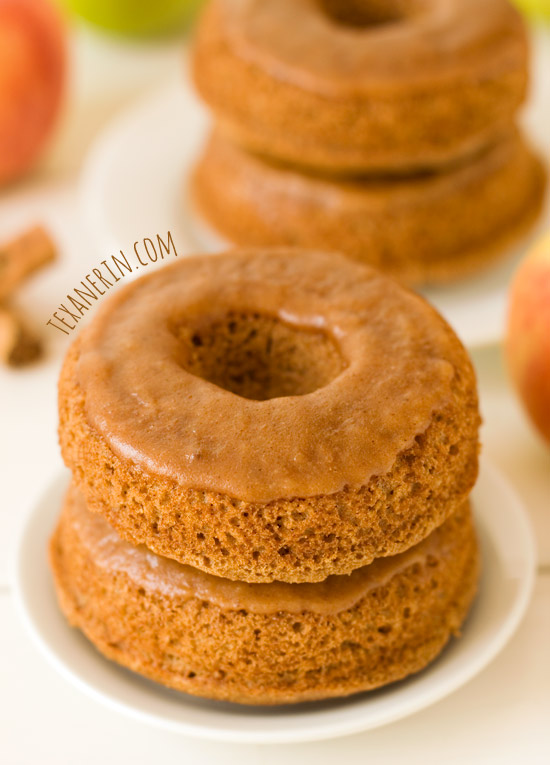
[191,129,546,285]
[58,249,480,583]
[192,0,528,175]
[50,485,479,705]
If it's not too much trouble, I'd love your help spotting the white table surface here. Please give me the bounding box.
[1,20,549,765]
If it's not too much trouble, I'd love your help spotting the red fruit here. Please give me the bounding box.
[0,0,65,186]
[506,233,550,445]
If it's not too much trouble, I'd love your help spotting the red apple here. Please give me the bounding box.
[0,0,65,186]
[506,233,550,445]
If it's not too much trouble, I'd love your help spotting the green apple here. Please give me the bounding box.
[58,0,203,37]
[513,0,550,21]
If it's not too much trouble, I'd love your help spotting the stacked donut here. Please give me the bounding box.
[190,0,546,285]
[51,249,481,704]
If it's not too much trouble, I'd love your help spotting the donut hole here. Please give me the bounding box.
[319,0,416,28]
[175,311,345,401]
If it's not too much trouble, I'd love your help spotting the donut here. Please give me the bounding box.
[50,485,480,705]
[191,129,546,285]
[58,249,480,583]
[192,0,528,175]
[192,129,546,284]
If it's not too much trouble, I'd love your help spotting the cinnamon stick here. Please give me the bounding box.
[0,225,57,302]
[0,305,43,367]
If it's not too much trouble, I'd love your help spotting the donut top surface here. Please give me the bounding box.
[211,0,526,95]
[74,249,467,503]
[64,485,472,615]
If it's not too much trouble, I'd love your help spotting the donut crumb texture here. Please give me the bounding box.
[50,496,480,705]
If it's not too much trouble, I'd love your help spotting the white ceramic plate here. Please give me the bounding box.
[13,460,534,744]
[78,33,550,350]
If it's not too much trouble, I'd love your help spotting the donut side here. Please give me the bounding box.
[192,0,528,174]
[190,130,547,285]
[50,490,480,706]
[58,324,480,584]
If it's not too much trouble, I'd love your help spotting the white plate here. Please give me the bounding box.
[78,33,550,350]
[13,460,535,744]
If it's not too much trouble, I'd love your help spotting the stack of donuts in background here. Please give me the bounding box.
[190,0,547,285]
[51,248,482,704]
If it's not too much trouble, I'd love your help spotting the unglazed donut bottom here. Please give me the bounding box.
[58,249,480,583]
[50,485,480,706]
[190,130,547,285]
[192,0,528,175]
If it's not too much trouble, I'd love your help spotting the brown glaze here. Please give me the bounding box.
[75,249,458,502]
[64,483,472,616]
[221,0,525,94]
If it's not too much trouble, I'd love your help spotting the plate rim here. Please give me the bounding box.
[12,459,536,744]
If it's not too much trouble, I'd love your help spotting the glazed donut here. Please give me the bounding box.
[192,0,528,174]
[58,249,480,583]
[191,129,546,285]
[51,485,479,705]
